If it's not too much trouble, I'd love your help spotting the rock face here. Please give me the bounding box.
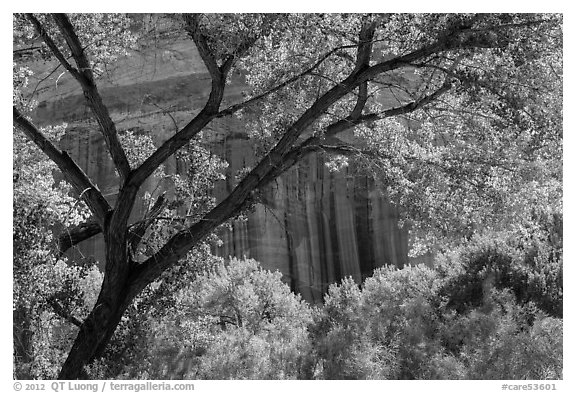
[26,34,411,303]
[211,136,409,302]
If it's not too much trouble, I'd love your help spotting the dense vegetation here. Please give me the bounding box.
[13,13,562,379]
[14,226,562,379]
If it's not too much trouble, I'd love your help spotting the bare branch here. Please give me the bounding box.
[379,81,454,118]
[350,82,369,118]
[29,63,62,103]
[410,62,458,78]
[354,15,377,72]
[51,14,94,83]
[12,45,44,57]
[127,193,166,257]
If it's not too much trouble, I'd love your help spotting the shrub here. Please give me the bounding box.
[309,244,562,380]
[436,233,562,318]
[111,258,313,379]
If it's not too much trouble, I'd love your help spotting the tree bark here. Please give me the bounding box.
[57,273,131,379]
[58,220,102,256]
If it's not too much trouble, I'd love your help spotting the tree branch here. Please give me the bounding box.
[219,27,263,76]
[324,22,377,141]
[51,13,131,182]
[247,80,455,189]
[50,14,94,84]
[216,43,359,119]
[13,107,111,225]
[350,82,369,119]
[58,219,102,256]
[182,14,221,82]
[12,45,44,58]
[130,13,278,189]
[129,111,216,188]
[25,14,80,80]
[380,81,454,117]
[354,15,377,72]
[48,298,83,328]
[182,14,261,111]
[127,192,166,258]
[113,16,265,262]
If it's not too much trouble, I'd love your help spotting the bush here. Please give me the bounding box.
[311,265,442,379]
[110,258,313,379]
[84,235,563,380]
[309,236,562,380]
[436,233,562,318]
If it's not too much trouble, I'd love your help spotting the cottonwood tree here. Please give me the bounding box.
[13,13,562,379]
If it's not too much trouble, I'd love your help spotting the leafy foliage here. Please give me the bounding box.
[119,129,228,262]
[13,126,101,379]
[13,13,137,77]
[91,258,312,379]
[436,226,563,318]
[310,232,562,380]
[84,234,562,380]
[310,265,441,379]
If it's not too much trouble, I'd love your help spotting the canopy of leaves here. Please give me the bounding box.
[13,12,562,260]
[235,13,562,254]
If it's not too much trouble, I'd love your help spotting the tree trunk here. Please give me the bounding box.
[57,248,133,380]
[57,293,128,379]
